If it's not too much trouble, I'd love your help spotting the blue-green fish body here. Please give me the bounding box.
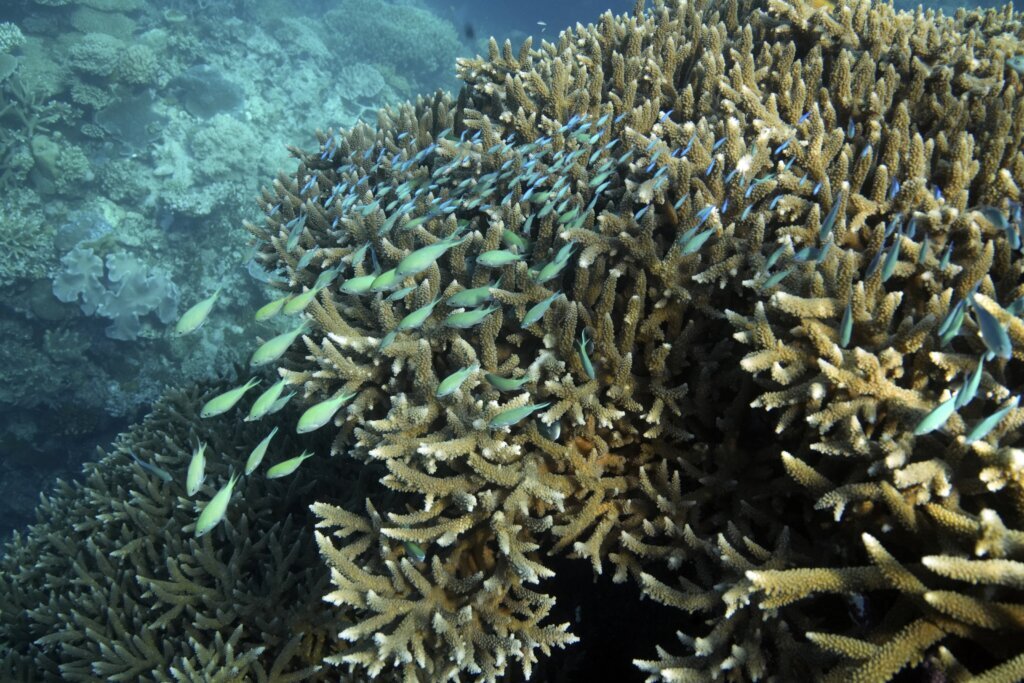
[970,296,1013,360]
[396,235,469,278]
[245,426,278,475]
[194,471,240,537]
[340,273,378,295]
[386,286,417,302]
[965,396,1019,445]
[485,372,531,392]
[476,250,523,267]
[174,287,221,336]
[128,451,172,483]
[577,330,596,380]
[186,442,207,496]
[370,268,402,292]
[489,402,551,429]
[436,363,480,398]
[397,295,442,332]
[521,291,561,327]
[443,305,500,329]
[914,391,960,436]
[282,285,324,315]
[403,540,427,562]
[839,300,853,348]
[266,450,314,479]
[954,358,984,410]
[254,294,291,322]
[201,378,261,418]
[250,321,311,367]
[296,391,356,434]
[446,281,498,308]
[246,378,289,422]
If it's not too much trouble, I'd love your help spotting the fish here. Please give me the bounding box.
[254,294,292,322]
[764,244,786,271]
[266,450,315,479]
[186,442,207,496]
[818,191,844,240]
[521,291,561,327]
[839,300,853,348]
[267,392,294,415]
[386,286,417,302]
[250,321,311,367]
[680,229,714,255]
[485,372,532,392]
[970,296,1013,360]
[760,268,792,290]
[340,273,378,295]
[954,359,984,410]
[282,284,324,315]
[396,234,469,277]
[913,391,960,436]
[939,241,954,270]
[200,378,261,418]
[917,232,930,265]
[436,363,480,398]
[403,540,427,562]
[194,471,240,538]
[446,281,499,308]
[939,300,966,347]
[369,268,402,292]
[881,236,901,283]
[577,330,596,380]
[964,396,1020,445]
[443,305,500,329]
[127,450,173,483]
[246,378,289,422]
[476,250,524,267]
[285,214,307,251]
[174,287,222,336]
[244,427,278,475]
[489,402,551,429]
[397,295,443,332]
[297,391,357,434]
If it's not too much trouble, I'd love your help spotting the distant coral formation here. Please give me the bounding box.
[3,0,1024,680]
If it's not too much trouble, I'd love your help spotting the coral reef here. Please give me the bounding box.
[0,381,348,681]
[243,0,1024,679]
[5,0,1024,680]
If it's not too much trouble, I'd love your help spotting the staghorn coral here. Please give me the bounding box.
[0,380,349,681]
[239,0,1024,679]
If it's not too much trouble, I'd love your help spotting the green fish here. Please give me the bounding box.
[194,471,240,538]
[200,378,261,418]
[282,285,324,315]
[954,358,984,411]
[502,230,529,252]
[246,378,289,422]
[245,427,278,476]
[396,235,468,277]
[379,330,398,351]
[521,291,561,327]
[485,372,531,392]
[914,391,960,436]
[386,286,418,302]
[838,300,853,348]
[397,295,442,332]
[489,402,551,429]
[369,268,402,292]
[443,305,500,329]
[267,391,294,415]
[436,363,480,398]
[970,296,1013,360]
[266,450,314,479]
[174,287,221,336]
[128,450,172,483]
[446,279,500,308]
[533,258,570,284]
[760,268,792,291]
[254,294,291,322]
[250,321,310,367]
[340,273,378,295]
[402,540,427,562]
[296,391,357,434]
[964,396,1019,445]
[186,442,207,496]
[577,330,596,380]
[680,229,714,255]
[476,250,523,267]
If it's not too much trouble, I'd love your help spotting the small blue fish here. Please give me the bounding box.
[914,391,960,436]
[970,296,1013,360]
[839,300,853,348]
[964,396,1020,445]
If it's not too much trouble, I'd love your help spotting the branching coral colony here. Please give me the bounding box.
[4,0,1024,680]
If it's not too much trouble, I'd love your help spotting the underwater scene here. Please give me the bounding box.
[1,0,1024,679]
